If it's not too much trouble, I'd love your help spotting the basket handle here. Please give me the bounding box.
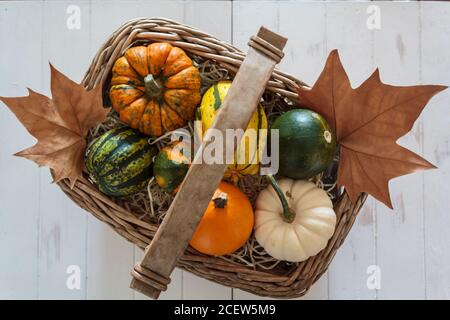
[130,26,287,299]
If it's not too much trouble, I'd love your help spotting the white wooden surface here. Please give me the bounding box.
[0,0,449,300]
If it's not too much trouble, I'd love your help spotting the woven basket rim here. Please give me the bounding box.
[56,17,367,299]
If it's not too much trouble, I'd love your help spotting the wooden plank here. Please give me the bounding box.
[182,273,232,300]
[278,1,327,86]
[232,0,329,301]
[131,26,286,299]
[373,1,426,299]
[325,2,377,300]
[421,2,450,300]
[0,0,42,299]
[185,0,232,43]
[130,0,187,300]
[278,1,329,300]
[86,0,141,300]
[232,0,279,53]
[227,0,279,300]
[130,0,194,300]
[86,218,134,299]
[133,247,183,299]
[86,0,189,299]
[183,0,233,300]
[231,0,330,301]
[37,0,91,299]
[131,2,187,300]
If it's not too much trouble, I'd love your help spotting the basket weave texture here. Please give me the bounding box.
[56,17,367,298]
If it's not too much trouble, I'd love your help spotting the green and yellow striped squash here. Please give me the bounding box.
[196,81,268,183]
[86,127,157,197]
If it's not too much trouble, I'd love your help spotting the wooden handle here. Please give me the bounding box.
[130,26,287,299]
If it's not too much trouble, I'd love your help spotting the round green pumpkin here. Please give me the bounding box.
[86,127,157,197]
[271,109,336,179]
[154,141,192,193]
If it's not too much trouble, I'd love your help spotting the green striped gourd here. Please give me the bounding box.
[86,127,157,197]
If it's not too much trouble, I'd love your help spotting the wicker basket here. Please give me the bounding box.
[56,17,368,299]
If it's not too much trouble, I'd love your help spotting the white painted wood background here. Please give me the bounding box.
[0,0,449,300]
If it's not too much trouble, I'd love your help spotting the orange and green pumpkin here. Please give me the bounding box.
[153,141,193,193]
[109,43,201,137]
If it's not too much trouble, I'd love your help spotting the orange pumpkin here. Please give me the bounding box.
[109,43,201,137]
[190,182,254,256]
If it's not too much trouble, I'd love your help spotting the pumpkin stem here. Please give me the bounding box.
[212,192,228,209]
[144,74,163,98]
[266,175,296,223]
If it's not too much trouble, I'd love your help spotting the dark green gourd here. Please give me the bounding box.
[271,109,336,179]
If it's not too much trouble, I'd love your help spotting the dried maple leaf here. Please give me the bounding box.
[298,50,447,208]
[0,64,109,188]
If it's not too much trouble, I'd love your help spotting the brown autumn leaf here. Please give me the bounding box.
[0,64,109,188]
[298,50,447,208]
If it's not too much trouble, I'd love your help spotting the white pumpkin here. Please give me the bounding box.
[255,177,336,262]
